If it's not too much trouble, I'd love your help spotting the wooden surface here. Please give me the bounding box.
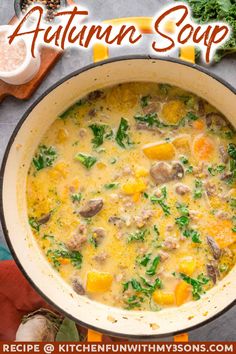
[0,16,62,103]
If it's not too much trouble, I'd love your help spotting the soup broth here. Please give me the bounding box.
[27,82,236,311]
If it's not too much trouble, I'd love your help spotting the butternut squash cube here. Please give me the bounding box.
[161,100,186,124]
[122,178,146,195]
[179,257,196,276]
[175,280,191,306]
[86,271,113,293]
[153,290,175,305]
[173,135,190,153]
[143,142,175,160]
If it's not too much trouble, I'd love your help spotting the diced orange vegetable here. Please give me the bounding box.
[193,135,215,160]
[175,280,191,306]
[56,128,69,143]
[97,162,107,170]
[173,135,190,153]
[135,167,149,178]
[122,178,146,195]
[205,218,236,249]
[86,271,113,293]
[193,119,204,130]
[58,258,70,265]
[133,192,141,203]
[179,257,196,276]
[71,177,80,190]
[143,142,175,160]
[180,46,195,64]
[161,100,186,124]
[153,290,175,305]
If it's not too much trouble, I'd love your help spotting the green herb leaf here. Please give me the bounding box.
[134,113,168,128]
[140,95,150,108]
[29,217,40,232]
[193,179,203,199]
[115,118,133,148]
[75,153,97,169]
[137,254,151,267]
[127,229,148,243]
[150,187,170,216]
[146,256,161,276]
[58,99,85,120]
[71,193,82,203]
[186,165,193,174]
[180,156,189,165]
[89,123,113,149]
[183,229,201,243]
[228,143,236,159]
[55,318,80,341]
[33,145,57,171]
[104,183,119,190]
[176,202,189,216]
[159,83,171,95]
[208,165,225,176]
[176,215,190,228]
[177,272,209,300]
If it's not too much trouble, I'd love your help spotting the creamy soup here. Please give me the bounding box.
[27,83,236,311]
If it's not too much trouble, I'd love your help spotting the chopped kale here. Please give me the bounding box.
[127,229,148,243]
[71,193,82,203]
[75,153,97,169]
[193,179,203,199]
[115,118,133,148]
[33,145,57,171]
[104,183,119,190]
[29,217,40,232]
[58,99,85,120]
[140,95,150,108]
[175,272,209,300]
[89,123,113,149]
[146,256,161,276]
[150,187,170,216]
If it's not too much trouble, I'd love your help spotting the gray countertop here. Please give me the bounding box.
[0,0,235,341]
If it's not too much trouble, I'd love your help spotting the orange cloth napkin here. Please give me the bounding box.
[0,260,51,341]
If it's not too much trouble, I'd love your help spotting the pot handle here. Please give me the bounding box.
[89,15,192,343]
[93,17,195,64]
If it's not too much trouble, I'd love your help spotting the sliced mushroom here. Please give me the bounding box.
[219,145,229,164]
[38,213,51,225]
[79,199,103,218]
[175,183,190,195]
[171,162,184,180]
[206,262,219,284]
[206,112,228,129]
[207,236,221,260]
[92,227,106,245]
[150,162,184,185]
[150,162,173,185]
[72,279,85,295]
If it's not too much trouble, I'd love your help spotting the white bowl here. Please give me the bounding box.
[0,25,41,85]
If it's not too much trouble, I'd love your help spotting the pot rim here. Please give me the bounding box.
[0,55,235,339]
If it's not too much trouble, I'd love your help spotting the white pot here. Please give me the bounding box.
[1,56,235,338]
[0,25,40,85]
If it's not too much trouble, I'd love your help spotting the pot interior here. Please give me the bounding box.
[1,57,235,338]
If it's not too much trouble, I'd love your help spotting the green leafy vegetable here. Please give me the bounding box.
[58,99,85,120]
[47,246,82,270]
[55,318,80,341]
[228,143,236,159]
[140,95,150,107]
[183,229,202,243]
[146,256,161,276]
[88,235,98,248]
[127,229,148,243]
[230,198,236,208]
[176,202,189,216]
[89,123,113,149]
[134,112,168,128]
[104,183,119,190]
[193,179,203,199]
[176,272,209,300]
[115,118,133,148]
[75,153,97,169]
[181,0,236,62]
[137,254,151,267]
[186,165,193,174]
[208,165,225,176]
[180,156,189,165]
[176,215,190,228]
[71,193,82,203]
[33,145,57,171]
[29,217,40,232]
[159,83,171,95]
[151,187,170,216]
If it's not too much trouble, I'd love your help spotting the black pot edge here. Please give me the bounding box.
[0,55,235,340]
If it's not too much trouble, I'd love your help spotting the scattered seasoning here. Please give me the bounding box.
[21,0,61,22]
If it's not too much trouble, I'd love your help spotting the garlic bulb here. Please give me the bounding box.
[15,310,59,342]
